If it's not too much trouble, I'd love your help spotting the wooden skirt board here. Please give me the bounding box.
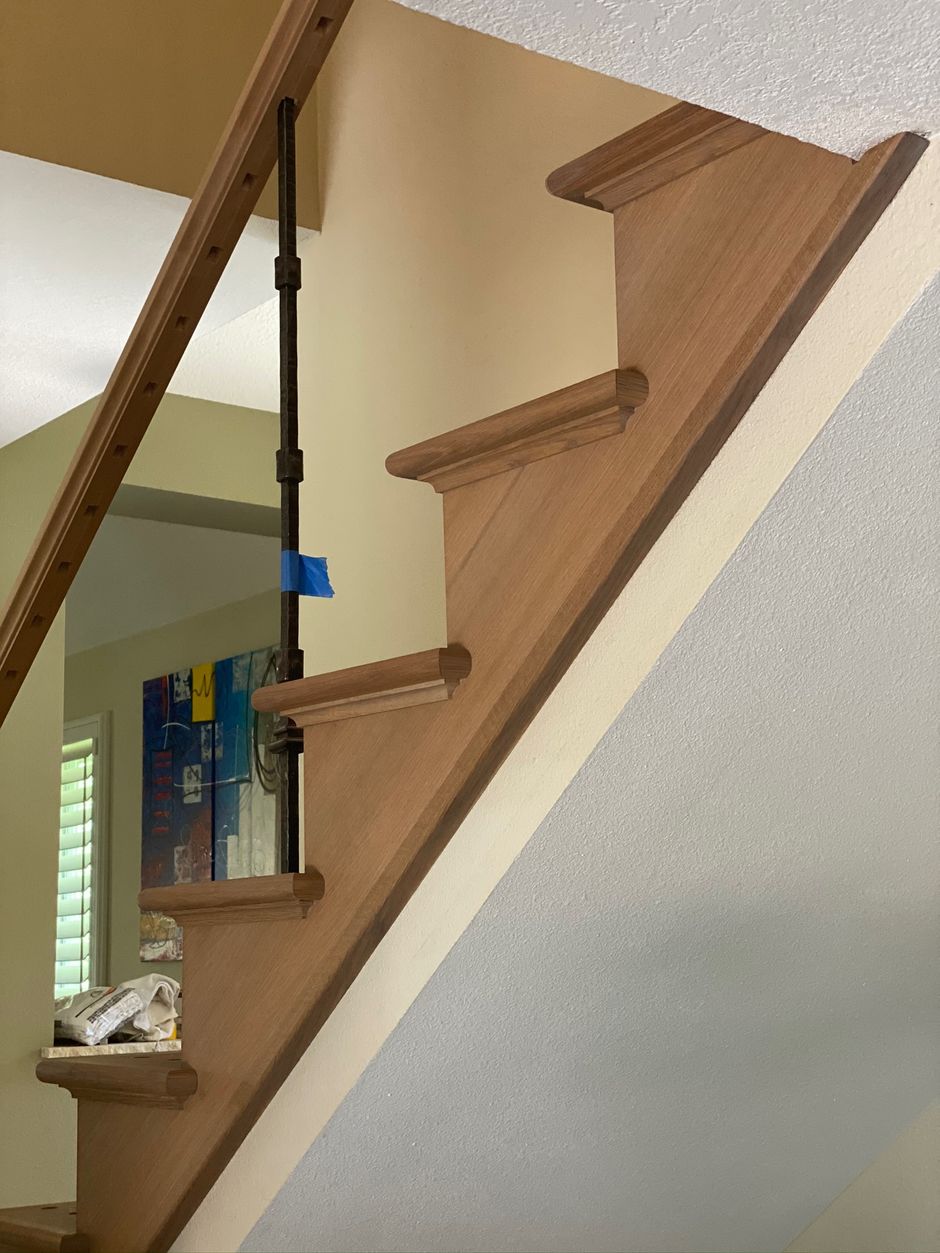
[71,120,924,1253]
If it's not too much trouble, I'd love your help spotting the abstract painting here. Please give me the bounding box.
[140,646,279,960]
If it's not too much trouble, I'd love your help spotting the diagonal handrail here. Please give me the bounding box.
[0,0,352,727]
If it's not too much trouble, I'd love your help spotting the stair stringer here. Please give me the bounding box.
[69,115,923,1253]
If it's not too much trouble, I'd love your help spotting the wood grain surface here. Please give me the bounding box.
[36,1056,197,1110]
[386,369,649,491]
[0,1202,87,1253]
[138,871,325,925]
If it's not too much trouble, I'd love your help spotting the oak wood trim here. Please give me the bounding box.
[386,369,649,491]
[0,0,353,729]
[252,646,472,726]
[546,101,767,211]
[36,1056,197,1109]
[138,871,325,925]
[0,1203,87,1253]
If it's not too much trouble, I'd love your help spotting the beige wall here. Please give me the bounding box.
[786,1102,940,1253]
[64,590,279,986]
[0,393,276,1207]
[298,0,671,674]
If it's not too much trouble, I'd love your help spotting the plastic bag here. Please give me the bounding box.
[53,985,145,1046]
[114,974,180,1041]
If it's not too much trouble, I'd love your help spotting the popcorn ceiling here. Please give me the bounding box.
[397,0,940,155]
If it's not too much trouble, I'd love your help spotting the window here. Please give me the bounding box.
[56,714,110,998]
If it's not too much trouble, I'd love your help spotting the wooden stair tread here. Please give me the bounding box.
[139,870,325,925]
[36,1053,197,1109]
[546,100,767,211]
[252,646,472,725]
[0,1203,86,1253]
[385,369,648,491]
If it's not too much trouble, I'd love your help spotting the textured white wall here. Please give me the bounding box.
[786,1102,940,1253]
[395,0,940,156]
[242,274,940,1253]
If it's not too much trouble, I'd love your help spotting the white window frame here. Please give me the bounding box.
[56,713,111,997]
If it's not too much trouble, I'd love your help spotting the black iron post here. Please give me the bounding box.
[273,96,304,874]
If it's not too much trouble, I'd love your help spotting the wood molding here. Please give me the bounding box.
[386,369,648,491]
[253,646,472,726]
[0,0,353,729]
[138,871,325,925]
[36,1056,197,1109]
[546,101,766,211]
[66,113,926,1253]
[0,1203,87,1253]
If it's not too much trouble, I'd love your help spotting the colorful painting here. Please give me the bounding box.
[140,646,279,961]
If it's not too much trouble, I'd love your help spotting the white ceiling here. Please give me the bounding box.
[242,277,939,1253]
[0,151,286,447]
[65,515,278,655]
[398,0,940,157]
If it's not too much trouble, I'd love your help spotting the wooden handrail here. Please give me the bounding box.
[0,0,353,728]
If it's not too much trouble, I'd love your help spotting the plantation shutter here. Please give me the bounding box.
[56,721,107,998]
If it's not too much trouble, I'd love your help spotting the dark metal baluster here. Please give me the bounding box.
[273,96,304,875]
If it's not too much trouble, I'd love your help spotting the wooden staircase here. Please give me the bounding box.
[0,5,925,1247]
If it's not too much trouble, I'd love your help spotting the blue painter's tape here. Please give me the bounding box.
[281,551,335,598]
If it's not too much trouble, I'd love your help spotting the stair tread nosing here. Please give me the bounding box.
[385,368,648,492]
[0,1203,86,1253]
[252,645,472,726]
[545,100,767,211]
[139,870,325,926]
[36,1053,197,1109]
